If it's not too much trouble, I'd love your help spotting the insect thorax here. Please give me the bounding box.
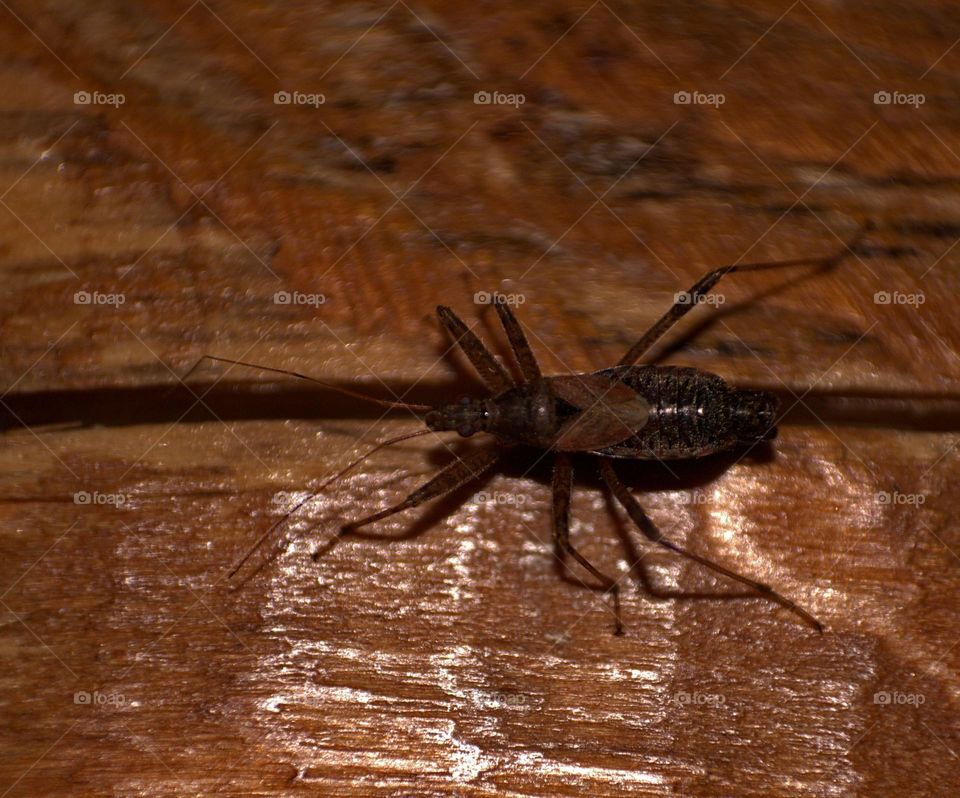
[486,382,573,447]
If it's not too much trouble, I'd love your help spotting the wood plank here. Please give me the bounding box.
[1,2,959,796]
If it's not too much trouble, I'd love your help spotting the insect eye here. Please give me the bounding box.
[457,424,474,437]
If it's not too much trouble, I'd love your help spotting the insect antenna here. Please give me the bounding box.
[180,354,433,412]
[226,427,437,580]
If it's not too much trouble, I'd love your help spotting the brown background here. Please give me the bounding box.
[1,1,959,796]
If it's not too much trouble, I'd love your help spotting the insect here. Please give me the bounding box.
[187,235,866,635]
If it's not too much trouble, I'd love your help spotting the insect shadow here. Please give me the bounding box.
[184,227,871,635]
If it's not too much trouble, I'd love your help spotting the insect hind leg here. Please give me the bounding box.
[599,459,823,632]
[616,225,870,367]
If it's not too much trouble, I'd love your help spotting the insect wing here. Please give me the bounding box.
[550,375,650,451]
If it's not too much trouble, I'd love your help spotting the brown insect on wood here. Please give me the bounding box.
[184,229,870,636]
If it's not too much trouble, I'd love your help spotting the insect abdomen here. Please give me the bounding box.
[593,365,736,459]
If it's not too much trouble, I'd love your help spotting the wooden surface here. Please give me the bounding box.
[1,2,959,796]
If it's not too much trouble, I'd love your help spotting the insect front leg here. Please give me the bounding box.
[598,459,823,632]
[436,305,514,393]
[334,445,502,539]
[492,301,542,382]
[552,453,625,636]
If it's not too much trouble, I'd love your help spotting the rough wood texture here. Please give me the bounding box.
[1,2,959,796]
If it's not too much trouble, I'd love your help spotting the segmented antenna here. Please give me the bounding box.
[179,354,432,412]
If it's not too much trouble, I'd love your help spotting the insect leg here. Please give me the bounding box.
[336,445,502,536]
[493,301,542,382]
[226,428,436,580]
[437,305,514,393]
[553,452,625,635]
[599,459,823,632]
[616,227,869,367]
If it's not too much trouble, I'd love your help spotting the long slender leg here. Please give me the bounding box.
[437,306,513,393]
[493,301,542,382]
[617,227,868,367]
[599,459,822,631]
[338,445,502,534]
[553,453,624,635]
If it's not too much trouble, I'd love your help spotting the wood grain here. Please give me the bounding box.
[1,2,959,796]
